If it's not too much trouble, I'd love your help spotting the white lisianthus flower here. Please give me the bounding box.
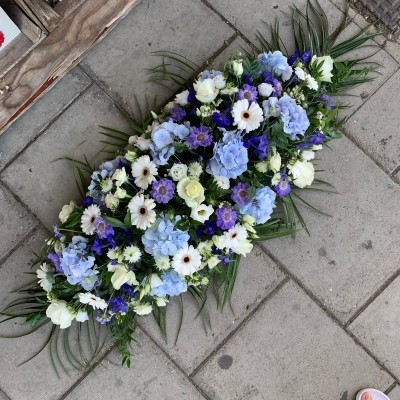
[196,105,213,118]
[76,310,89,323]
[81,204,101,235]
[258,83,274,97]
[312,144,323,151]
[36,262,54,293]
[123,245,141,263]
[242,214,257,234]
[155,256,171,271]
[169,163,188,181]
[288,160,315,188]
[207,255,220,269]
[255,161,269,173]
[156,297,168,307]
[59,201,76,223]
[214,176,230,189]
[232,99,264,133]
[131,155,158,190]
[193,78,219,103]
[175,90,189,106]
[107,247,123,262]
[125,150,138,162]
[220,84,239,95]
[312,55,334,82]
[213,74,226,89]
[281,65,293,82]
[105,193,119,211]
[188,161,203,177]
[212,235,225,250]
[78,293,108,310]
[111,265,139,290]
[135,137,152,151]
[177,177,205,208]
[128,135,138,145]
[231,60,243,77]
[271,172,281,185]
[46,300,75,329]
[269,151,281,173]
[172,245,202,275]
[301,150,315,161]
[164,101,176,111]
[133,302,153,315]
[112,167,128,187]
[191,204,214,223]
[114,187,127,200]
[128,194,157,230]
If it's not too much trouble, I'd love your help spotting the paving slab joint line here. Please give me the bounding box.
[385,381,398,395]
[345,264,400,328]
[0,82,94,174]
[258,244,400,383]
[188,276,291,378]
[0,387,12,400]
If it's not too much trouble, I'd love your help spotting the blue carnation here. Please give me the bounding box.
[152,271,188,297]
[207,130,248,179]
[141,217,190,257]
[60,236,98,289]
[258,51,290,77]
[239,186,276,224]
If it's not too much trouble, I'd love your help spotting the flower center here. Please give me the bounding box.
[91,216,96,223]
[244,92,252,100]
[242,111,250,119]
[232,233,237,238]
[239,189,247,198]
[223,212,231,221]
[139,207,147,215]
[183,256,190,263]
[143,168,149,176]
[197,133,205,142]
[159,186,167,195]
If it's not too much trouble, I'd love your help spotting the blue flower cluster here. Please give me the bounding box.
[263,95,310,140]
[141,216,190,257]
[239,186,276,224]
[60,236,98,290]
[150,121,190,165]
[152,271,188,297]
[258,51,290,77]
[208,130,248,179]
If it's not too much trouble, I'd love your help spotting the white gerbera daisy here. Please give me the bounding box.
[128,194,157,230]
[78,293,107,310]
[123,245,141,263]
[191,204,214,223]
[131,155,158,189]
[232,99,264,133]
[36,262,54,292]
[222,224,253,256]
[172,245,202,276]
[81,204,101,235]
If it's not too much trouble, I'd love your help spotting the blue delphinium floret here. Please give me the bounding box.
[108,297,128,314]
[243,133,269,160]
[141,217,190,257]
[238,186,276,224]
[207,130,248,179]
[152,271,188,297]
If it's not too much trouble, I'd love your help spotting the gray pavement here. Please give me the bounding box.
[1,0,400,399]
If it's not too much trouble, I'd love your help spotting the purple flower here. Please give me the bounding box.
[319,93,335,109]
[93,217,114,239]
[187,126,213,149]
[95,311,113,324]
[296,130,326,150]
[80,196,94,209]
[48,252,62,273]
[188,88,196,105]
[108,297,128,314]
[121,284,136,297]
[204,220,218,235]
[151,178,175,204]
[53,224,62,239]
[169,106,186,122]
[274,171,291,196]
[216,207,237,230]
[262,71,282,97]
[91,236,116,256]
[237,84,258,104]
[242,73,253,85]
[243,133,269,160]
[212,111,231,128]
[231,182,251,205]
[288,49,300,66]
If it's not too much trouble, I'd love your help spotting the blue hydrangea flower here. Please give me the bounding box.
[207,130,248,179]
[263,95,310,140]
[152,271,188,297]
[141,217,190,257]
[239,186,276,224]
[60,236,97,289]
[198,70,223,81]
[258,51,290,77]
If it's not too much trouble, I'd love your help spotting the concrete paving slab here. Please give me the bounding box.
[65,329,205,400]
[0,85,131,230]
[81,0,235,117]
[207,0,344,53]
[193,281,392,400]
[345,68,400,173]
[349,276,400,378]
[261,136,400,324]
[0,183,38,261]
[388,385,400,399]
[0,229,89,400]
[385,40,400,64]
[0,68,91,171]
[140,246,285,374]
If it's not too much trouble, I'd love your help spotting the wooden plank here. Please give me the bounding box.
[22,0,62,32]
[54,0,85,19]
[11,0,48,32]
[0,0,141,134]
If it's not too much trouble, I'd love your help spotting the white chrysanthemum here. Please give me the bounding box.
[232,99,264,133]
[36,262,54,292]
[112,167,128,187]
[188,161,203,177]
[123,245,141,263]
[131,155,158,189]
[191,204,214,223]
[172,245,202,276]
[78,293,107,310]
[128,194,157,230]
[214,176,230,189]
[59,201,76,223]
[101,178,113,193]
[133,302,153,315]
[81,204,101,235]
[155,256,171,271]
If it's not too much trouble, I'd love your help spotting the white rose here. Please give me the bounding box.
[269,152,281,173]
[214,176,230,189]
[213,74,226,90]
[258,83,274,97]
[231,60,243,77]
[191,204,214,223]
[46,300,75,329]
[175,90,189,106]
[312,55,334,82]
[59,201,75,223]
[169,163,188,181]
[288,160,315,188]
[135,137,151,151]
[193,78,219,103]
